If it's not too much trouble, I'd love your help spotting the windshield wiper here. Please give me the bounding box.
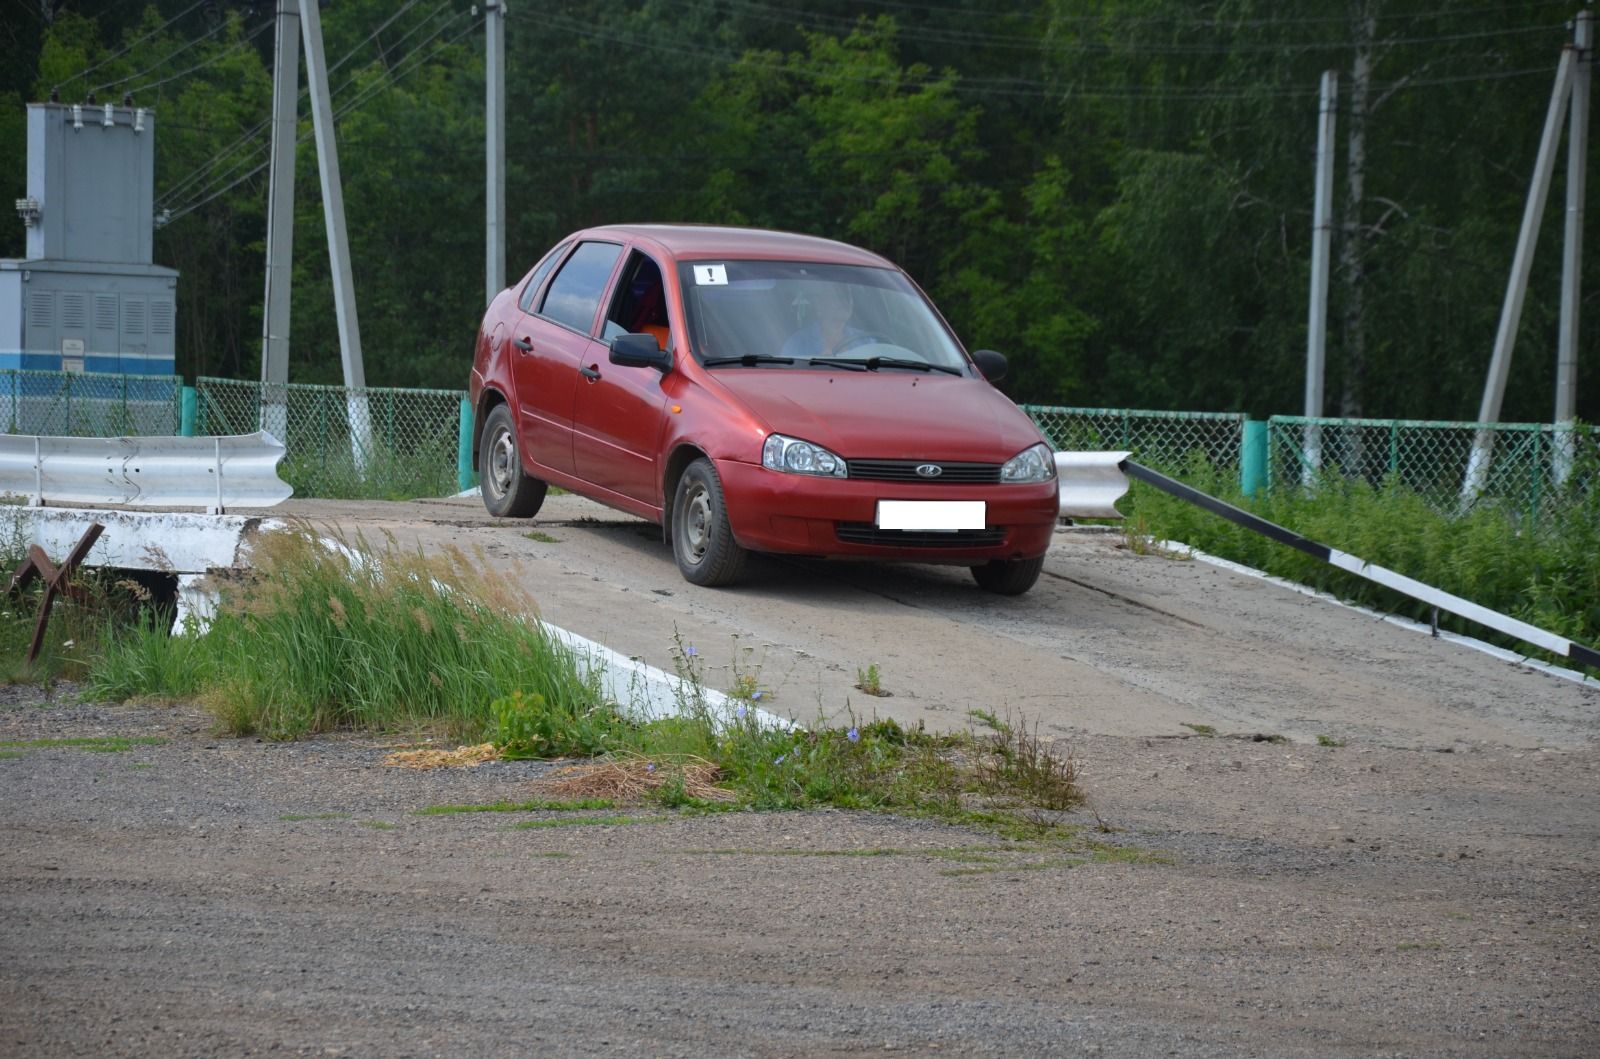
[811,356,964,376]
[701,354,796,368]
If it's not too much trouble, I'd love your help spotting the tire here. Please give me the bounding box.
[479,404,547,518]
[672,458,747,587]
[971,555,1045,595]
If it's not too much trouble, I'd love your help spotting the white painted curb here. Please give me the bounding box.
[1156,539,1598,688]
[541,623,797,731]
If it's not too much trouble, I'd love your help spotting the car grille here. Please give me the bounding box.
[846,459,1002,484]
[835,523,1007,548]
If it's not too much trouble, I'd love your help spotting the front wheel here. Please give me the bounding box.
[479,404,547,518]
[971,555,1045,595]
[672,458,747,587]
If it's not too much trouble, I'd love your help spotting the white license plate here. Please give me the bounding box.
[875,500,986,531]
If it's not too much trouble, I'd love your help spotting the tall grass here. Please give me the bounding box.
[1127,462,1600,666]
[88,527,598,739]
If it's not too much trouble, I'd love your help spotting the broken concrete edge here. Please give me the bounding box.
[1156,539,1599,688]
[6,504,795,732]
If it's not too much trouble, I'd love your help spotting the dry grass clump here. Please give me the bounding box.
[383,743,501,769]
[534,752,736,804]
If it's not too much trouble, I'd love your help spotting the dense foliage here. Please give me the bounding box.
[3,1,1594,421]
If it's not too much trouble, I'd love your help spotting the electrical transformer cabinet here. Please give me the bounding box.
[1,102,179,377]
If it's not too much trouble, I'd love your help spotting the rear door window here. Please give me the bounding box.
[538,241,623,335]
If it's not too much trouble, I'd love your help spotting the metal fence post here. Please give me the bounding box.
[457,397,475,493]
[180,386,197,437]
[1241,418,1268,496]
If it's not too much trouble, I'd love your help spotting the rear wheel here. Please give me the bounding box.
[672,458,747,587]
[971,555,1045,595]
[479,404,547,518]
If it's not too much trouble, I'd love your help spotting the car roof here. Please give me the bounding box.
[577,224,894,268]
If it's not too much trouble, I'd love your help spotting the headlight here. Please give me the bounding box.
[1000,442,1056,484]
[762,433,848,477]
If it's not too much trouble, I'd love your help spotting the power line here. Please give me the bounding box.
[53,0,210,94]
[120,18,276,100]
[526,10,1561,102]
[163,10,481,224]
[753,0,1577,30]
[157,0,456,211]
[656,0,1567,55]
[88,11,238,96]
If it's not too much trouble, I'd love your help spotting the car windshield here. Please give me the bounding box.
[678,260,969,372]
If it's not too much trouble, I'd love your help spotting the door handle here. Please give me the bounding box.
[512,336,533,352]
[580,364,601,381]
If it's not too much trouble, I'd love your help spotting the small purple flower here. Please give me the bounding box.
[646,762,657,773]
[683,645,698,657]
[751,691,763,701]
[736,704,748,719]
[774,754,786,765]
[847,727,860,743]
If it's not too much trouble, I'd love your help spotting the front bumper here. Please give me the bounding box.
[715,458,1059,562]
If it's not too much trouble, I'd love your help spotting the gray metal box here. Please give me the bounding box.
[24,102,157,265]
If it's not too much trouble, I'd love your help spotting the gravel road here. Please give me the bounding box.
[3,496,1597,1055]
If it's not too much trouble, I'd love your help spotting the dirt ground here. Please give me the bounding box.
[3,496,1597,1055]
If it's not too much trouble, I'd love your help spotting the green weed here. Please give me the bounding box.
[0,736,166,753]
[1316,734,1346,748]
[417,798,615,815]
[854,663,888,696]
[509,815,665,829]
[973,714,1083,811]
[492,689,621,760]
[1181,723,1217,737]
[524,531,561,544]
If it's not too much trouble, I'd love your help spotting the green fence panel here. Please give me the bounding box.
[1267,415,1597,522]
[1022,405,1248,475]
[194,377,469,500]
[1,369,183,437]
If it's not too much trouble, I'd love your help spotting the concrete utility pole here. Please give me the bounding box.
[259,0,300,444]
[1304,69,1338,483]
[299,0,372,465]
[1554,10,1591,486]
[1462,36,1578,502]
[485,0,506,305]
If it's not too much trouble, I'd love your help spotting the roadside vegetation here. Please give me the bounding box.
[49,527,1085,834]
[1124,463,1600,670]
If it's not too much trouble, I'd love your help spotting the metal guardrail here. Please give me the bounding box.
[0,431,293,513]
[1056,451,1131,519]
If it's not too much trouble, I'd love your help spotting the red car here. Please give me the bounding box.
[469,225,1060,593]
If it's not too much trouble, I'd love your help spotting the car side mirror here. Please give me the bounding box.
[971,348,1007,382]
[610,333,672,372]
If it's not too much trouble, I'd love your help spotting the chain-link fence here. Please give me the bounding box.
[194,377,465,500]
[7,369,1592,520]
[1,369,182,437]
[1269,416,1598,520]
[1022,405,1247,473]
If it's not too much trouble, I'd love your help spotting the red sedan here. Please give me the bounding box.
[469,225,1060,593]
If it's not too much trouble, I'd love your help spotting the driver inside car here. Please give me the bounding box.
[779,282,867,359]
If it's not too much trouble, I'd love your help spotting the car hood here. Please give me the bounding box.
[709,370,1043,461]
